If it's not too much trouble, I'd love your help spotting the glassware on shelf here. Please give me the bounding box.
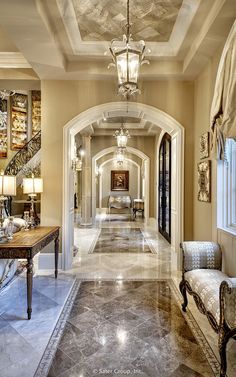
[6,216,14,240]
[23,211,30,230]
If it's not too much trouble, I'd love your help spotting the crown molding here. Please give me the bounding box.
[0,52,31,68]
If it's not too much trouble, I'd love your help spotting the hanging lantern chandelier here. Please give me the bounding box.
[113,123,131,149]
[115,148,125,166]
[108,0,150,99]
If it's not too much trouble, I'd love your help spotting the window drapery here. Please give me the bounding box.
[210,21,236,160]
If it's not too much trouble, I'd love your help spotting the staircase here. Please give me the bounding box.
[5,131,41,176]
[4,131,41,215]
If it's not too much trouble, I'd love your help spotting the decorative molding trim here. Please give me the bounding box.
[0,52,31,68]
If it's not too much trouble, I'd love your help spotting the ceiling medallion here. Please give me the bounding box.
[108,0,150,99]
[113,123,131,148]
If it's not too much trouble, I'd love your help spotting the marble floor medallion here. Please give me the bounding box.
[92,228,152,254]
[43,280,218,377]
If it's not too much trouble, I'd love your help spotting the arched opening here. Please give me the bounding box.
[62,102,184,270]
[91,146,150,221]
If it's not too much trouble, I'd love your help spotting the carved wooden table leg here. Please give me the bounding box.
[55,235,59,279]
[27,257,33,320]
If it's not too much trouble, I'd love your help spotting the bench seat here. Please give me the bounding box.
[179,241,236,377]
[185,269,229,325]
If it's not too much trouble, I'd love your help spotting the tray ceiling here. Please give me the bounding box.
[71,0,183,42]
[0,0,235,80]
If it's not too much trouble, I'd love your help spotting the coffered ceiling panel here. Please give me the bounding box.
[71,0,183,42]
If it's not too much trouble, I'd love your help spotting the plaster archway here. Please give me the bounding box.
[91,146,150,219]
[63,101,184,270]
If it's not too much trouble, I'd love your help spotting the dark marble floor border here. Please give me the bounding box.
[33,278,220,377]
[33,279,81,377]
[88,227,157,255]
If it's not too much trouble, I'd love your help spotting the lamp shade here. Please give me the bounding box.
[23,177,43,194]
[0,174,16,196]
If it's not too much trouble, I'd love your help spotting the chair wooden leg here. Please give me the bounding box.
[219,330,228,377]
[179,279,188,312]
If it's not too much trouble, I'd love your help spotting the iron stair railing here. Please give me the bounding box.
[4,131,41,215]
[5,131,41,176]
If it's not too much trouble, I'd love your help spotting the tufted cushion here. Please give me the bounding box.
[185,269,229,325]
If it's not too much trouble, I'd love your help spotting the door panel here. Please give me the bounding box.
[159,133,171,243]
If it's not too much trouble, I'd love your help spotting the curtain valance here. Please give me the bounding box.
[210,21,236,160]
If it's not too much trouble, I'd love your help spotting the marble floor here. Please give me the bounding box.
[0,214,236,377]
[47,280,215,377]
[72,216,172,280]
[0,273,75,377]
[92,227,152,254]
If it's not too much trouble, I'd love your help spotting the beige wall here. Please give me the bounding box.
[193,46,223,240]
[41,79,194,238]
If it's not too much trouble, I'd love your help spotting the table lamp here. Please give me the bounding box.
[23,174,43,227]
[0,171,16,240]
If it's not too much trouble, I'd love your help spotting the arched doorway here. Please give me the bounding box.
[62,102,184,270]
[91,146,150,221]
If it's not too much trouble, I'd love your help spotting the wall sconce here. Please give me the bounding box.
[72,148,84,171]
[0,171,16,241]
[72,157,82,171]
[23,174,43,227]
[96,166,103,176]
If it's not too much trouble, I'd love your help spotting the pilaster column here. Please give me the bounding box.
[81,135,92,225]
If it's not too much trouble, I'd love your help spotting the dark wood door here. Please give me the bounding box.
[158,133,171,243]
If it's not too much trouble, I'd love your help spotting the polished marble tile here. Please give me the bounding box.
[47,281,215,377]
[93,227,152,254]
[0,274,75,377]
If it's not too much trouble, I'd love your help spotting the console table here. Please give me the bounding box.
[0,226,60,319]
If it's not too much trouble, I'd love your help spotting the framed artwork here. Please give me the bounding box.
[198,161,211,202]
[31,90,41,137]
[0,99,8,158]
[11,93,28,150]
[199,132,210,159]
[111,170,129,191]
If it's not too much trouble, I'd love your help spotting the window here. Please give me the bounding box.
[218,138,236,233]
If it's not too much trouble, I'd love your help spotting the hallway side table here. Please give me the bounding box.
[0,226,60,319]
